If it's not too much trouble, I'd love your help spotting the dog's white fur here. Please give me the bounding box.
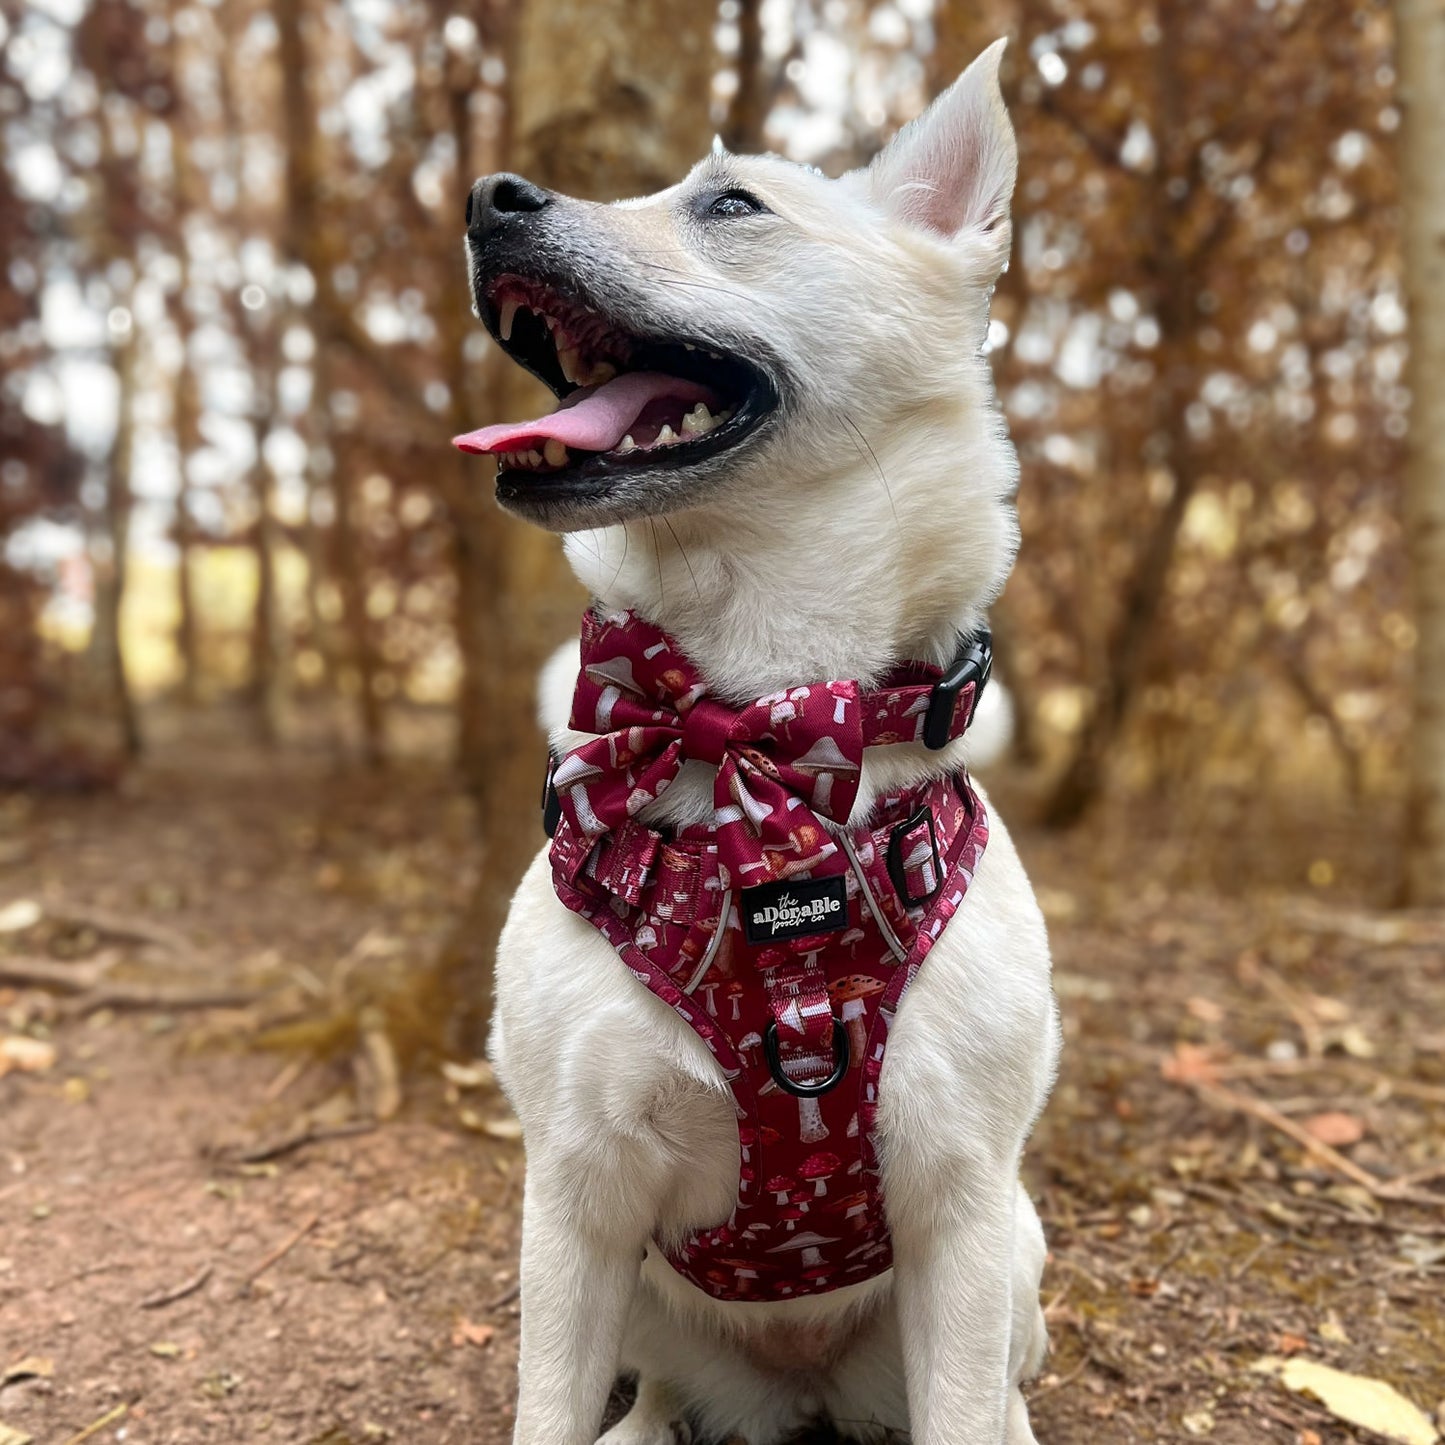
[488,41,1059,1445]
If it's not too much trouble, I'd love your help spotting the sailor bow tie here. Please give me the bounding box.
[551,608,986,891]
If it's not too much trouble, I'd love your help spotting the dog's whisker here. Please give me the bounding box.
[608,520,632,591]
[662,517,702,602]
[840,410,902,539]
[648,515,664,605]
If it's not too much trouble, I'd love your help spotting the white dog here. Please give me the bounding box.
[456,39,1059,1445]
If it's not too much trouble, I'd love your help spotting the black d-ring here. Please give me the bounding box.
[763,1018,850,1097]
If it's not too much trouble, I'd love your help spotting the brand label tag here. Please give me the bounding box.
[742,876,848,945]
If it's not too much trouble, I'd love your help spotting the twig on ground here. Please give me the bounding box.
[46,901,196,957]
[262,1055,310,1102]
[238,1212,319,1293]
[220,1119,376,1165]
[1028,1356,1090,1401]
[1193,1080,1445,1208]
[0,957,107,993]
[1230,1236,1274,1281]
[0,956,259,1014]
[60,1404,128,1445]
[487,1281,521,1310]
[62,983,259,1015]
[139,1262,213,1310]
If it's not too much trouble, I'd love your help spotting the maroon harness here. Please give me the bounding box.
[547,608,991,1302]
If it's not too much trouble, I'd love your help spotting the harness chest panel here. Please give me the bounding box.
[547,608,990,1303]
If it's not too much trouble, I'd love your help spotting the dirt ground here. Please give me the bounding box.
[1,724,1442,1445]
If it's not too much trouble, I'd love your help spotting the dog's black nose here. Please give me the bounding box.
[466,173,553,239]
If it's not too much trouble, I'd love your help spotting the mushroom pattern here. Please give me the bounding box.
[834,1191,871,1232]
[798,1151,842,1198]
[737,1031,763,1067]
[767,1231,840,1271]
[725,981,746,1021]
[827,974,887,1065]
[758,1075,830,1146]
[695,979,721,1016]
[766,1174,795,1207]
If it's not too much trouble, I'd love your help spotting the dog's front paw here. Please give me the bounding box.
[598,1383,692,1445]
[597,1417,691,1445]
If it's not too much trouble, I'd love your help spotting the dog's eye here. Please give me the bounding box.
[707,189,765,218]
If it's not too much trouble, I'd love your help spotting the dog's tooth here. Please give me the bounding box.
[617,434,636,453]
[657,424,677,445]
[557,346,582,384]
[586,361,617,386]
[527,449,542,467]
[498,297,520,342]
[707,350,722,360]
[543,438,568,467]
[680,403,714,438]
[683,343,697,352]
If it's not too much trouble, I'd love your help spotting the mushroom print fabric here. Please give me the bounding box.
[548,607,989,1303]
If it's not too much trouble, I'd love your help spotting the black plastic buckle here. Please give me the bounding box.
[923,625,993,751]
[763,1018,850,1097]
[541,751,562,837]
[887,805,942,906]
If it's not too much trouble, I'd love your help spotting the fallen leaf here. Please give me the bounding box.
[1160,1043,1224,1085]
[451,1317,494,1349]
[1186,996,1226,1024]
[1302,1112,1365,1147]
[1319,1312,1351,1345]
[1337,1024,1377,1059]
[0,1356,53,1386]
[0,1421,34,1445]
[0,1037,57,1078]
[459,1112,522,1141]
[1254,1356,1439,1445]
[149,1343,182,1359]
[1273,1332,1309,1356]
[440,1060,494,1090]
[1182,1408,1215,1436]
[0,900,42,934]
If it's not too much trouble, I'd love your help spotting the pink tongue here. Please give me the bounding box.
[452,372,719,455]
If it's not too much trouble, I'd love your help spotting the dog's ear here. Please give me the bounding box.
[864,38,1016,243]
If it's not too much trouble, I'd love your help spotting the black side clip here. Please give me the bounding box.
[541,752,562,837]
[923,626,993,751]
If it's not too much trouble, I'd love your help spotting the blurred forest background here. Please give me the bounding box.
[4,0,1445,944]
[4,4,1445,1441]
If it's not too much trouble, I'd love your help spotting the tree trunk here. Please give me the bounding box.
[1042,0,1203,826]
[443,0,719,1051]
[1400,0,1445,903]
[97,332,142,759]
[723,0,771,153]
[171,336,202,704]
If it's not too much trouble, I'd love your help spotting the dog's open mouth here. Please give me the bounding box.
[452,275,777,503]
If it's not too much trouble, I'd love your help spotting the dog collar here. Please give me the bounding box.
[545,606,991,886]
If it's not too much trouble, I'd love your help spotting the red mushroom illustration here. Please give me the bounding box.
[778,1202,809,1233]
[828,974,887,1065]
[715,1259,762,1296]
[725,981,746,1021]
[737,1126,757,1165]
[696,979,722,1016]
[758,1076,830,1145]
[767,1231,840,1271]
[834,1190,871,1232]
[766,1174,795,1207]
[798,1151,842,1198]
